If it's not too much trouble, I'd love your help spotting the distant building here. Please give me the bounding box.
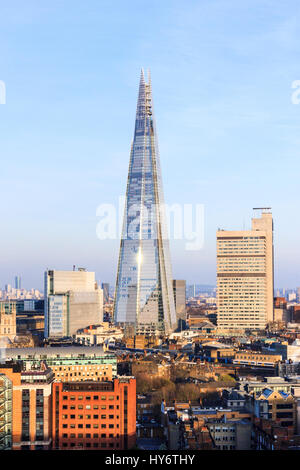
[44,269,103,338]
[217,209,274,332]
[239,376,298,395]
[187,284,196,299]
[263,339,300,362]
[0,301,16,342]
[208,418,252,450]
[74,323,124,347]
[233,351,281,368]
[288,292,296,302]
[4,346,117,382]
[14,276,21,290]
[291,305,300,323]
[16,299,44,313]
[252,389,296,432]
[172,280,186,327]
[101,283,110,303]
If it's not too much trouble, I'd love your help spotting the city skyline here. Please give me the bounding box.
[1,1,300,289]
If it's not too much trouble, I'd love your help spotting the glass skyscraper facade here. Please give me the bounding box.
[113,70,176,334]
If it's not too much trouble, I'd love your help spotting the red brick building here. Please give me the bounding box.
[52,377,136,450]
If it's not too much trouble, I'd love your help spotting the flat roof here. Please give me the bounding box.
[3,345,114,358]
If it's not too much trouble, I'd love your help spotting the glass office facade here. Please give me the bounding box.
[114,70,176,334]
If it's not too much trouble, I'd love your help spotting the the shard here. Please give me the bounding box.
[113,69,177,334]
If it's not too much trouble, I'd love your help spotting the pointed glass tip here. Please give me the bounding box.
[140,68,145,82]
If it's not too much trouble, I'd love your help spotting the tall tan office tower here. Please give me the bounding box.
[217,209,274,333]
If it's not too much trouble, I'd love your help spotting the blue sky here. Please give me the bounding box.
[0,0,300,290]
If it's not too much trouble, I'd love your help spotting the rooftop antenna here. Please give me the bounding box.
[253,207,272,213]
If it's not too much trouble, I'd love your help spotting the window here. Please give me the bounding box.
[276,412,293,419]
[277,404,293,410]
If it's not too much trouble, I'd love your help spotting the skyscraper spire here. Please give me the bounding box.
[113,70,177,334]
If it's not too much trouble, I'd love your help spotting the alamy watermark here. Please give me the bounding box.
[0,80,6,104]
[96,197,204,251]
[291,80,300,104]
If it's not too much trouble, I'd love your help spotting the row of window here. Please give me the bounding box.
[62,395,118,401]
[62,414,118,420]
[61,442,119,448]
[62,433,119,439]
[62,404,118,410]
[62,422,118,429]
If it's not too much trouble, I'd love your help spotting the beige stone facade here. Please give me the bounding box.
[217,210,273,331]
[0,301,16,342]
[44,269,103,338]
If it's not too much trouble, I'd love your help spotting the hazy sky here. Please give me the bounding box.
[0,0,300,290]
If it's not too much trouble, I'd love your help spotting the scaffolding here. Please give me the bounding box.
[0,374,12,450]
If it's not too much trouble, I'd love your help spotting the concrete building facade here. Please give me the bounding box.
[217,209,274,332]
[0,362,53,450]
[4,346,117,383]
[44,269,103,338]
